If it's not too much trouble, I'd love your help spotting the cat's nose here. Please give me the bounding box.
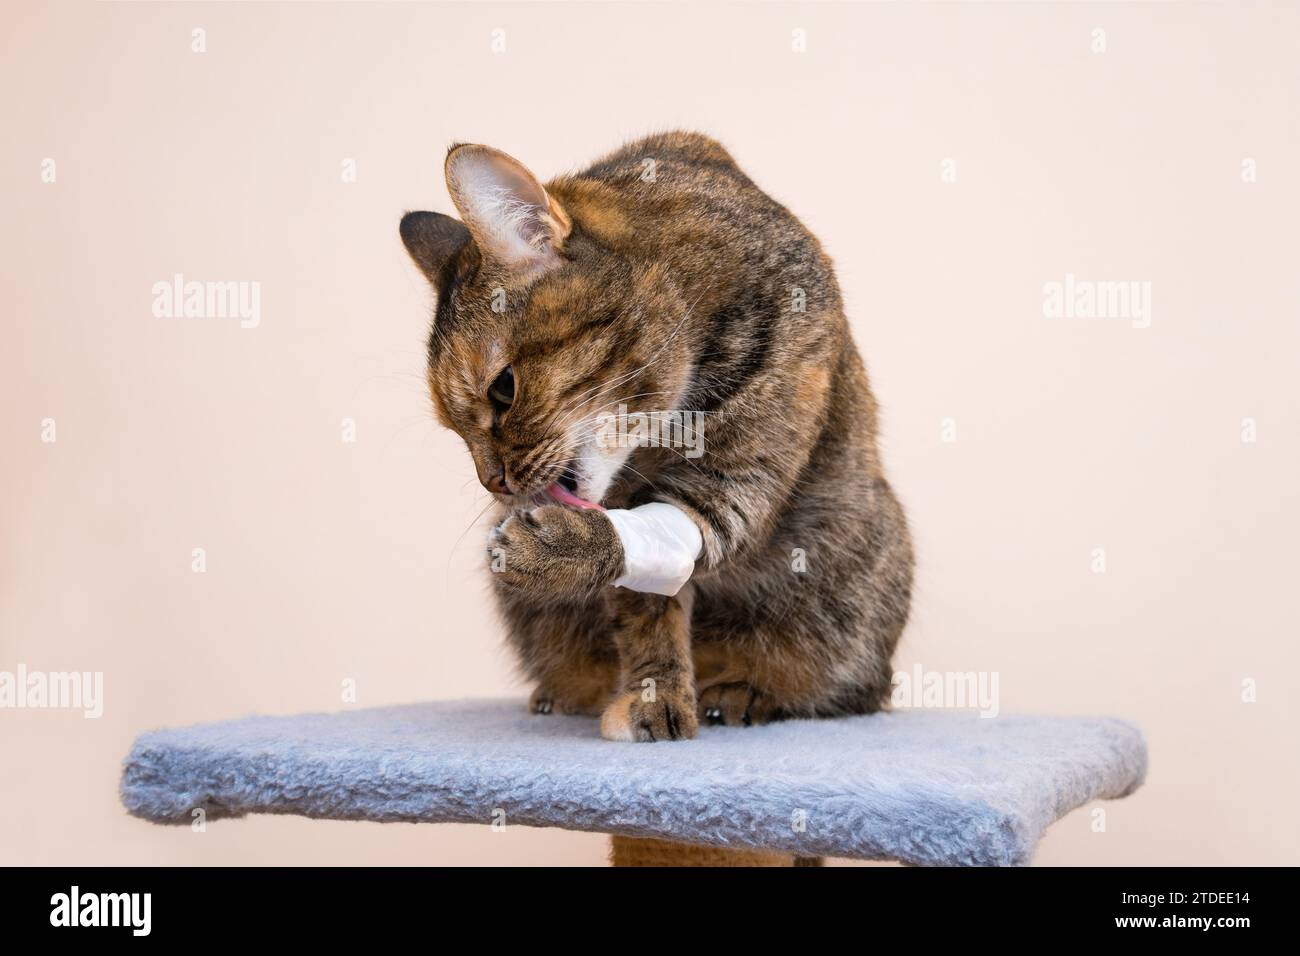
[484,471,511,495]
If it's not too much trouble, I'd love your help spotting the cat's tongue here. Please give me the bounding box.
[546,482,604,511]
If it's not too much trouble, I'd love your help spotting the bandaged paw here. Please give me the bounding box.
[604,503,703,597]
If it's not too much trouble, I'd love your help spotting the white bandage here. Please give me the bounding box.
[605,503,703,597]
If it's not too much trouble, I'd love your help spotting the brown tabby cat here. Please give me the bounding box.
[401,132,913,742]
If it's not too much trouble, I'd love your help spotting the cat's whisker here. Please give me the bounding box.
[553,390,684,435]
[443,493,505,587]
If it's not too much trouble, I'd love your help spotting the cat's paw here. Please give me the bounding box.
[697,682,777,727]
[528,687,556,715]
[487,505,624,600]
[600,685,699,742]
[528,684,607,717]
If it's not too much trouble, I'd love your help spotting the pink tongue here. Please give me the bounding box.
[546,482,604,511]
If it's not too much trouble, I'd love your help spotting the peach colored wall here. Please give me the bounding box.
[2,0,1296,866]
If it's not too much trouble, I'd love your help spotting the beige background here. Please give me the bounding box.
[2,1,1297,866]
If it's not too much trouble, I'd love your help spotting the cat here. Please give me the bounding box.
[401,132,914,742]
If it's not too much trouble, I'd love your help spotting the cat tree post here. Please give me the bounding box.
[609,835,820,866]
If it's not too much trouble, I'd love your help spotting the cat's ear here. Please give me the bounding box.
[444,144,571,275]
[399,211,471,285]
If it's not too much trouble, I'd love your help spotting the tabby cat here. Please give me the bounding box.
[400,132,913,742]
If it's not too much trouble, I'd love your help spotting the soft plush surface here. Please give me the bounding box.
[120,698,1147,866]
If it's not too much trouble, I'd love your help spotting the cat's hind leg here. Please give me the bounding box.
[528,666,617,716]
[690,586,900,727]
[696,681,781,727]
[497,589,620,717]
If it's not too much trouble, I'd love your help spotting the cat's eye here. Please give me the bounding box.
[488,365,515,410]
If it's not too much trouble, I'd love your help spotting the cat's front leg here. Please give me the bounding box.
[488,505,624,603]
[599,590,698,742]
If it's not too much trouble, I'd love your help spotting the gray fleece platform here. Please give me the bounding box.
[120,698,1147,866]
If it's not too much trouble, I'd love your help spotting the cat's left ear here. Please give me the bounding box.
[399,211,471,285]
[444,144,571,275]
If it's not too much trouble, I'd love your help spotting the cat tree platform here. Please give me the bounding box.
[120,698,1147,866]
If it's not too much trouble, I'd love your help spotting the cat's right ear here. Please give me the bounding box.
[399,211,471,285]
[444,144,571,276]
